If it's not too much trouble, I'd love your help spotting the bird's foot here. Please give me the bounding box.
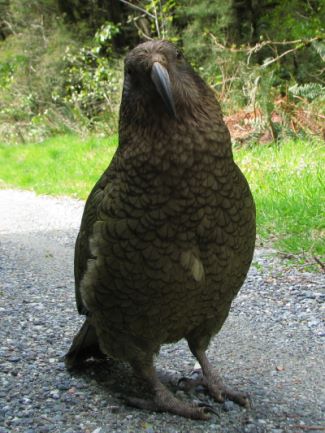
[126,387,215,420]
[178,369,250,408]
[206,379,251,408]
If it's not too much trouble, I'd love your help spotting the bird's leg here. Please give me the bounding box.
[185,338,250,408]
[193,349,250,407]
[126,358,213,420]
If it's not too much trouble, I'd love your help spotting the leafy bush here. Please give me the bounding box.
[0,10,123,143]
[60,22,122,126]
[0,4,78,142]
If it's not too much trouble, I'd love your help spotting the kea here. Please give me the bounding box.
[65,40,256,420]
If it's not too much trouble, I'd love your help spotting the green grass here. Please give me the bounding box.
[0,134,117,198]
[235,139,324,258]
[0,135,324,260]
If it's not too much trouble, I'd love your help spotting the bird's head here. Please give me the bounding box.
[121,40,215,125]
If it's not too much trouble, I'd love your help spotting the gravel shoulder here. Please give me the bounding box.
[0,189,324,433]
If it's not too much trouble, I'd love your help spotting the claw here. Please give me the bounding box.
[177,369,205,391]
[196,400,220,417]
[125,393,212,420]
[178,373,251,408]
[220,387,251,408]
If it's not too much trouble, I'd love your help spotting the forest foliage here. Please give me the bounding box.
[0,0,324,143]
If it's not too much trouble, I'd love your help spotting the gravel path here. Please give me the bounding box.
[0,189,324,433]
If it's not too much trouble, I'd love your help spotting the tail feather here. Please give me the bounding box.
[65,320,105,369]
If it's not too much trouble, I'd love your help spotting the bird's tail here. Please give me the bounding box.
[64,320,106,369]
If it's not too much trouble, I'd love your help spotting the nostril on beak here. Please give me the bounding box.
[151,54,167,67]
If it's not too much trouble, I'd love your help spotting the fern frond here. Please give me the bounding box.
[312,40,325,61]
[289,83,325,101]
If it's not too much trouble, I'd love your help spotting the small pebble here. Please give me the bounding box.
[258,419,267,424]
[108,405,120,414]
[222,401,236,412]
[49,390,60,400]
[8,357,21,363]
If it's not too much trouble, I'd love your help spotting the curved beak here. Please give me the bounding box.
[151,62,177,119]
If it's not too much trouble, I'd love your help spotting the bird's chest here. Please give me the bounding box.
[109,164,223,235]
[89,159,254,341]
[97,156,248,281]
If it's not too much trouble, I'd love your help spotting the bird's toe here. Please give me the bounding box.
[208,383,251,408]
[125,391,213,420]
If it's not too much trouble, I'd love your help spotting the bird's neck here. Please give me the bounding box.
[118,106,233,165]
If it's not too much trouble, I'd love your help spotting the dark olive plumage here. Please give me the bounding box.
[65,40,256,419]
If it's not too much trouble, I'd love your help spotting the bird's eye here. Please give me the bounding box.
[126,67,133,76]
[176,49,182,60]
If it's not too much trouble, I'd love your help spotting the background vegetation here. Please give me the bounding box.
[0,0,324,143]
[0,0,324,267]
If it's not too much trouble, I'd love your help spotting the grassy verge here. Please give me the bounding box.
[0,135,117,198]
[235,139,324,259]
[0,135,324,261]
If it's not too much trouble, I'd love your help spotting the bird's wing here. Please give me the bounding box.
[74,184,103,314]
[74,157,118,315]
